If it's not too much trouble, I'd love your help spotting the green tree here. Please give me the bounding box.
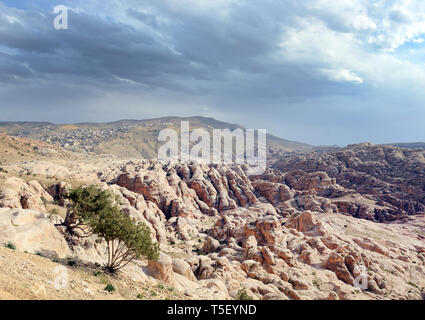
[64,185,159,272]
[86,203,159,272]
[63,185,114,236]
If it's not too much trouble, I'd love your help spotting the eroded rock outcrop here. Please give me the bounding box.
[0,177,53,212]
[274,143,425,221]
[0,208,70,258]
[1,145,425,300]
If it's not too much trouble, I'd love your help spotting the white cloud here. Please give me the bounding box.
[276,0,425,92]
[367,1,425,51]
[321,68,364,84]
[305,0,376,31]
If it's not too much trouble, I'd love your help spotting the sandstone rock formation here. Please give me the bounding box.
[1,142,425,300]
[0,177,53,212]
[274,143,425,221]
[0,208,70,258]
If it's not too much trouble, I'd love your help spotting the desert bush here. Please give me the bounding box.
[5,242,16,250]
[104,283,115,293]
[237,288,253,300]
[67,258,78,267]
[49,208,59,216]
[93,270,102,277]
[40,196,48,205]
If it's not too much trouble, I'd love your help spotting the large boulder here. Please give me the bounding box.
[203,236,220,253]
[172,258,197,281]
[0,177,53,212]
[147,252,175,285]
[0,208,70,258]
[286,211,321,233]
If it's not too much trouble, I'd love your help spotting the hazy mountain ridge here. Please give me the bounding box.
[0,117,314,158]
[385,142,425,150]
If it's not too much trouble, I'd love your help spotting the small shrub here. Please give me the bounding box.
[49,208,59,216]
[312,279,321,290]
[67,258,77,267]
[136,293,144,299]
[407,281,419,289]
[93,270,102,277]
[150,291,157,297]
[157,284,164,290]
[104,283,116,293]
[237,288,252,300]
[5,242,16,250]
[97,274,109,285]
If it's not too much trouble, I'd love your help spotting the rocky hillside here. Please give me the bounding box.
[0,133,76,164]
[386,143,425,150]
[1,140,425,300]
[0,117,314,158]
[274,143,425,222]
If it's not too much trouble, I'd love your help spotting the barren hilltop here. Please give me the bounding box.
[0,121,424,300]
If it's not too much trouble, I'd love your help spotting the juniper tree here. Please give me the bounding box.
[63,185,159,272]
[63,185,113,236]
[86,204,159,272]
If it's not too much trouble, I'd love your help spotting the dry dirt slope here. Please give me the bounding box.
[0,246,182,300]
[0,133,78,164]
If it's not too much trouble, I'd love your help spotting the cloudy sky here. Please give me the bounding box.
[1,0,425,145]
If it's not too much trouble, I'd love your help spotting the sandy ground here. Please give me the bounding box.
[0,246,181,300]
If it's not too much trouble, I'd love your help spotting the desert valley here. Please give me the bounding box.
[2,1,425,306]
[0,118,424,300]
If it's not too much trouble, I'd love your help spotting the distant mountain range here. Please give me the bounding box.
[384,142,425,150]
[3,118,423,158]
[0,116,315,158]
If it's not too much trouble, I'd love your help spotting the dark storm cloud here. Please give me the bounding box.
[0,0,345,99]
[0,8,197,88]
[0,0,424,145]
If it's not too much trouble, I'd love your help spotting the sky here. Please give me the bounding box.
[0,0,425,146]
